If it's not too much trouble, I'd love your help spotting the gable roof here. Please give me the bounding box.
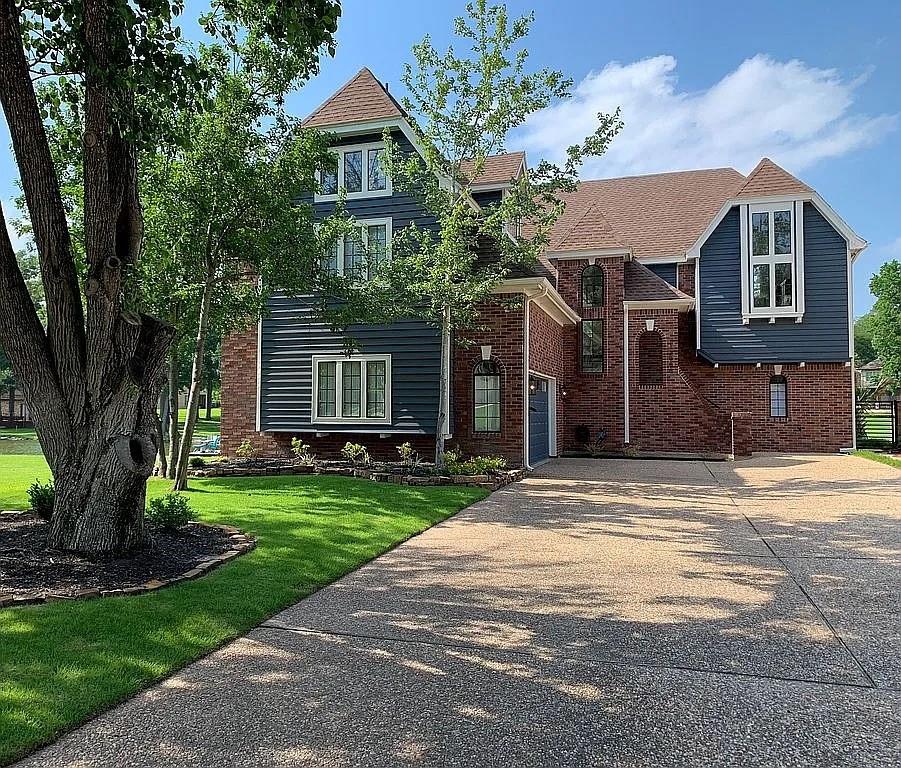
[734,158,813,198]
[460,152,525,187]
[547,168,745,259]
[624,260,694,304]
[303,68,404,128]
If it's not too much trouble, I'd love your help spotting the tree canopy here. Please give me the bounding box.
[869,260,901,382]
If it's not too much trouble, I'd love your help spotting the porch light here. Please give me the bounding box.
[480,345,492,361]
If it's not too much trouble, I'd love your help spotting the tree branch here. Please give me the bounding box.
[0,0,86,415]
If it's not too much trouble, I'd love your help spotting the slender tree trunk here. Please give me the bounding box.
[173,278,214,490]
[435,305,452,471]
[205,382,213,421]
[7,385,13,421]
[156,388,169,477]
[167,352,180,479]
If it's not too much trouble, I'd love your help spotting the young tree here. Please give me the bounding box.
[325,0,621,467]
[0,0,340,555]
[854,311,878,366]
[870,260,901,382]
[142,70,336,491]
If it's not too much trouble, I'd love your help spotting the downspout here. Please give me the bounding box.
[623,302,630,445]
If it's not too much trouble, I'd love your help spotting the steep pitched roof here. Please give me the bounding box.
[303,68,404,128]
[624,260,694,303]
[547,168,745,259]
[734,158,812,198]
[460,152,525,186]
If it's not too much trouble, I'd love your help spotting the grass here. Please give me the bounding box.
[0,455,485,764]
[854,449,901,470]
[179,407,221,438]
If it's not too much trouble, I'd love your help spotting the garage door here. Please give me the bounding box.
[528,376,549,465]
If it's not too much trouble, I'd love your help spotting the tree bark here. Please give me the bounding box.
[205,383,213,421]
[167,352,180,479]
[173,277,214,491]
[434,305,452,470]
[156,388,169,477]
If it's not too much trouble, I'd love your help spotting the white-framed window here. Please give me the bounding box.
[740,201,805,321]
[316,141,391,201]
[312,355,391,424]
[769,375,788,418]
[320,217,392,280]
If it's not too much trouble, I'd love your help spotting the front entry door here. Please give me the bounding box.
[528,376,550,465]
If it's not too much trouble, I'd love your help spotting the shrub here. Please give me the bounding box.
[396,441,421,468]
[27,480,55,521]
[189,456,207,469]
[445,450,507,476]
[340,441,370,465]
[235,439,256,459]
[146,493,192,530]
[291,437,316,465]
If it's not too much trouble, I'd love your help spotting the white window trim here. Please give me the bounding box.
[315,141,392,201]
[311,354,392,425]
[740,201,805,323]
[323,217,393,279]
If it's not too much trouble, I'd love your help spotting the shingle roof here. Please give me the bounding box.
[460,152,525,186]
[624,260,694,303]
[303,68,403,128]
[548,167,745,259]
[735,158,812,198]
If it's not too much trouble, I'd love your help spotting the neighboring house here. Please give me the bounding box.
[1,387,31,425]
[857,359,885,387]
[221,68,866,466]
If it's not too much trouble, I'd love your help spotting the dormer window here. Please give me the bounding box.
[317,141,392,201]
[740,201,805,322]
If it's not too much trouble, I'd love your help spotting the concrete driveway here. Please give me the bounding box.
[19,455,901,767]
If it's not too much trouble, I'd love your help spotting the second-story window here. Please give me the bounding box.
[746,203,800,314]
[320,218,392,280]
[581,265,604,307]
[317,141,392,200]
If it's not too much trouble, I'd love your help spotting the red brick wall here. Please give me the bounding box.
[451,296,526,465]
[678,262,695,297]
[627,309,729,454]
[683,356,854,452]
[554,258,626,452]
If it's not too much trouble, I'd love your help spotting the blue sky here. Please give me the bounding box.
[2,0,899,313]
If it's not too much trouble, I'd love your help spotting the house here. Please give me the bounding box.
[857,359,886,388]
[1,386,31,426]
[221,68,866,466]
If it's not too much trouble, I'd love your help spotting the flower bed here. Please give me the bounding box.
[190,458,525,490]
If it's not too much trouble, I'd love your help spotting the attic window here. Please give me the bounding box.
[317,141,392,201]
[741,202,805,320]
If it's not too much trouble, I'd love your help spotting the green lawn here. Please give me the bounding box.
[178,407,221,438]
[0,456,485,764]
[854,450,901,470]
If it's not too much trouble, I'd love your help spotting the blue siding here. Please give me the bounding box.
[646,262,678,286]
[259,129,442,433]
[260,295,441,433]
[698,204,850,363]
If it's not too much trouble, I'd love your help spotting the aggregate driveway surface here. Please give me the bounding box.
[18,455,901,767]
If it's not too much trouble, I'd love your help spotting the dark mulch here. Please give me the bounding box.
[0,512,235,599]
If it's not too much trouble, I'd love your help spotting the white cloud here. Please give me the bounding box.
[514,54,897,178]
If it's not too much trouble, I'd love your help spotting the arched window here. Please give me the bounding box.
[473,360,501,432]
[638,331,664,386]
[769,375,788,417]
[581,265,604,307]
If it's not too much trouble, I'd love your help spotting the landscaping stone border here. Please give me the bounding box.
[191,463,526,491]
[0,522,255,609]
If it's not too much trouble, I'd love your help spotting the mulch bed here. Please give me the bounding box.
[0,511,254,605]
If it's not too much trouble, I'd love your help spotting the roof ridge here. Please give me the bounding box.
[735,157,812,197]
[302,67,403,128]
[578,166,744,185]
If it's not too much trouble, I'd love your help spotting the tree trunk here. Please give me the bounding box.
[205,383,213,421]
[172,278,214,491]
[434,305,452,471]
[7,385,13,421]
[167,352,180,479]
[156,388,169,477]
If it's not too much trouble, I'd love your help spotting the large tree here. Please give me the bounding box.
[870,260,901,383]
[326,0,621,467]
[0,0,340,555]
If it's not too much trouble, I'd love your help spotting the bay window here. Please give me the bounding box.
[313,356,391,424]
[316,141,392,200]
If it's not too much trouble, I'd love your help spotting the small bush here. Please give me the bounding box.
[340,441,370,466]
[146,493,192,530]
[189,456,207,469]
[27,480,55,521]
[445,450,506,476]
[397,441,421,468]
[235,439,256,459]
[291,437,316,465]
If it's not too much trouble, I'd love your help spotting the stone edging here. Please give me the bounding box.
[0,522,256,609]
[192,464,527,491]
